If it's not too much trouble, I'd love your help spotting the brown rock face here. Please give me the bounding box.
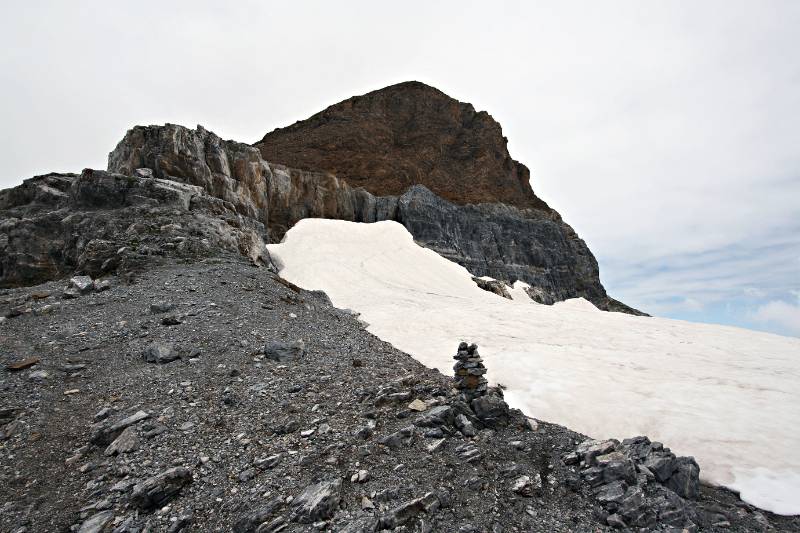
[255,81,550,211]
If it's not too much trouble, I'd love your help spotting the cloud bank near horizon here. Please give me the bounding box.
[0,0,797,336]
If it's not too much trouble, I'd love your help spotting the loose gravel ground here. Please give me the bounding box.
[1,256,797,532]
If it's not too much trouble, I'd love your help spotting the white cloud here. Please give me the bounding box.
[744,287,767,299]
[752,298,800,337]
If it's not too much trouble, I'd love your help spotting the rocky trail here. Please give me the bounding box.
[1,257,796,532]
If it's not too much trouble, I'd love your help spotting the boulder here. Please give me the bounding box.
[471,394,510,428]
[77,510,114,533]
[69,275,94,294]
[104,426,138,456]
[131,467,192,510]
[91,410,149,445]
[263,340,305,362]
[666,457,701,499]
[414,405,453,427]
[378,492,440,530]
[290,478,342,523]
[142,342,180,364]
[231,498,282,533]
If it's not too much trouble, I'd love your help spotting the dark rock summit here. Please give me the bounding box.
[255,81,546,211]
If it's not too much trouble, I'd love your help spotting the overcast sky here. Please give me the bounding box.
[2,1,798,336]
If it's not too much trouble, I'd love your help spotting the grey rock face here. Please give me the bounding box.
[393,185,609,310]
[107,124,270,226]
[131,466,192,510]
[0,169,268,288]
[290,478,342,523]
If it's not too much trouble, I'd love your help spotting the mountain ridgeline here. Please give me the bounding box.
[1,82,642,314]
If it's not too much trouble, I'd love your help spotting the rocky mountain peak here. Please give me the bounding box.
[255,81,550,211]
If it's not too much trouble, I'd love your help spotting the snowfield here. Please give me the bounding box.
[267,219,800,515]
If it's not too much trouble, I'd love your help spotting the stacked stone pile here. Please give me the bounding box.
[453,342,488,401]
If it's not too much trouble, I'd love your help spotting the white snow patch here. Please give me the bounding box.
[508,281,533,302]
[267,219,800,515]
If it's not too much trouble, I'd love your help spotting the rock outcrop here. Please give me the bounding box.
[2,84,643,313]
[255,81,547,211]
[563,436,703,529]
[107,121,636,311]
[108,125,270,226]
[0,169,268,288]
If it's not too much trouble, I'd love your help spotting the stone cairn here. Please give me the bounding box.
[453,342,488,401]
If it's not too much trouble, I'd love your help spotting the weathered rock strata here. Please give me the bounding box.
[0,168,268,288]
[3,90,641,312]
[255,81,547,211]
[107,124,270,226]
[103,123,636,312]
